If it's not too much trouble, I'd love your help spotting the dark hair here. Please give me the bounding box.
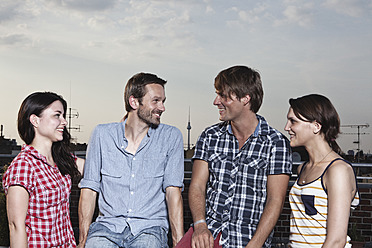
[289,94,341,154]
[18,92,80,179]
[124,72,167,112]
[214,65,264,113]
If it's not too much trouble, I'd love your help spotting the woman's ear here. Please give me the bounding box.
[129,95,139,110]
[29,114,39,128]
[313,121,322,134]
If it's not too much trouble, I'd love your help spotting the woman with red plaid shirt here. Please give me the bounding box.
[2,92,84,247]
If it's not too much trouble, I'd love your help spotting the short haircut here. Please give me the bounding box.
[124,72,167,112]
[214,65,263,113]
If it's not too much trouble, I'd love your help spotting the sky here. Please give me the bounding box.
[0,0,371,154]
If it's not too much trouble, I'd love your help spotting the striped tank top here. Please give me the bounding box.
[289,158,359,247]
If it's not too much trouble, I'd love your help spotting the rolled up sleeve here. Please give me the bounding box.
[163,127,184,191]
[79,125,103,192]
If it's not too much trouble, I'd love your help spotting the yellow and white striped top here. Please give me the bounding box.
[289,158,359,247]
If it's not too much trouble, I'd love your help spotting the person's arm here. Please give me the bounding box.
[166,186,184,247]
[77,188,97,248]
[245,174,289,248]
[7,186,29,248]
[322,161,356,248]
[77,125,103,247]
[188,159,214,248]
[161,127,184,246]
[76,157,85,175]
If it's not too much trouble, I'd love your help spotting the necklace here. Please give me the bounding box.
[302,149,333,184]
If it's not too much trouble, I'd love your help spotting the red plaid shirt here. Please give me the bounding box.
[2,144,76,247]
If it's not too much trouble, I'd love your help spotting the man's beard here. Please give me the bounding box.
[137,105,161,127]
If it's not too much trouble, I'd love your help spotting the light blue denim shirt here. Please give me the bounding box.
[79,120,184,235]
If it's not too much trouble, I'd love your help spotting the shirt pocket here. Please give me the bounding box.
[101,152,124,178]
[301,194,317,215]
[101,166,122,178]
[243,157,267,170]
[143,154,166,178]
[208,153,228,175]
[240,157,267,178]
[240,157,268,191]
[38,182,63,207]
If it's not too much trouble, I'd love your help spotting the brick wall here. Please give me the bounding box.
[69,180,372,244]
[348,186,372,241]
[0,173,370,245]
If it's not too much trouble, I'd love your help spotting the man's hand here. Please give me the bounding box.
[191,222,214,248]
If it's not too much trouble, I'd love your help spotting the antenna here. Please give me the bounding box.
[341,123,370,162]
[67,82,82,143]
[187,106,192,150]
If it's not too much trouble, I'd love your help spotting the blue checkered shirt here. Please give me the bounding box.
[192,115,292,248]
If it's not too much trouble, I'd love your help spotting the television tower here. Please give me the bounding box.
[187,107,192,150]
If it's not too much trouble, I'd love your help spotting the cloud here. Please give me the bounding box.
[116,1,196,48]
[0,1,42,24]
[0,33,30,46]
[82,41,105,48]
[275,3,314,27]
[0,1,22,23]
[206,5,214,14]
[48,0,118,12]
[323,0,369,17]
[86,16,115,30]
[237,3,269,24]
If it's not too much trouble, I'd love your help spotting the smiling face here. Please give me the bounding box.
[213,90,245,122]
[284,107,317,147]
[137,83,166,127]
[32,100,67,143]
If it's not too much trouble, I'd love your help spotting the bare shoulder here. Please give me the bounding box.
[324,158,357,201]
[324,158,356,186]
[327,159,354,176]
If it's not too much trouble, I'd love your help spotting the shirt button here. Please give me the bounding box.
[224,210,229,214]
[133,157,136,160]
[131,174,135,178]
[130,191,134,195]
[128,209,132,212]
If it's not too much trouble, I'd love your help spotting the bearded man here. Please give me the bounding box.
[78,73,184,248]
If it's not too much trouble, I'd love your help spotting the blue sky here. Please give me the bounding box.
[0,0,371,153]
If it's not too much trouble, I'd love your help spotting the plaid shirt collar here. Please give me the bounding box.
[218,114,270,140]
[22,144,55,167]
